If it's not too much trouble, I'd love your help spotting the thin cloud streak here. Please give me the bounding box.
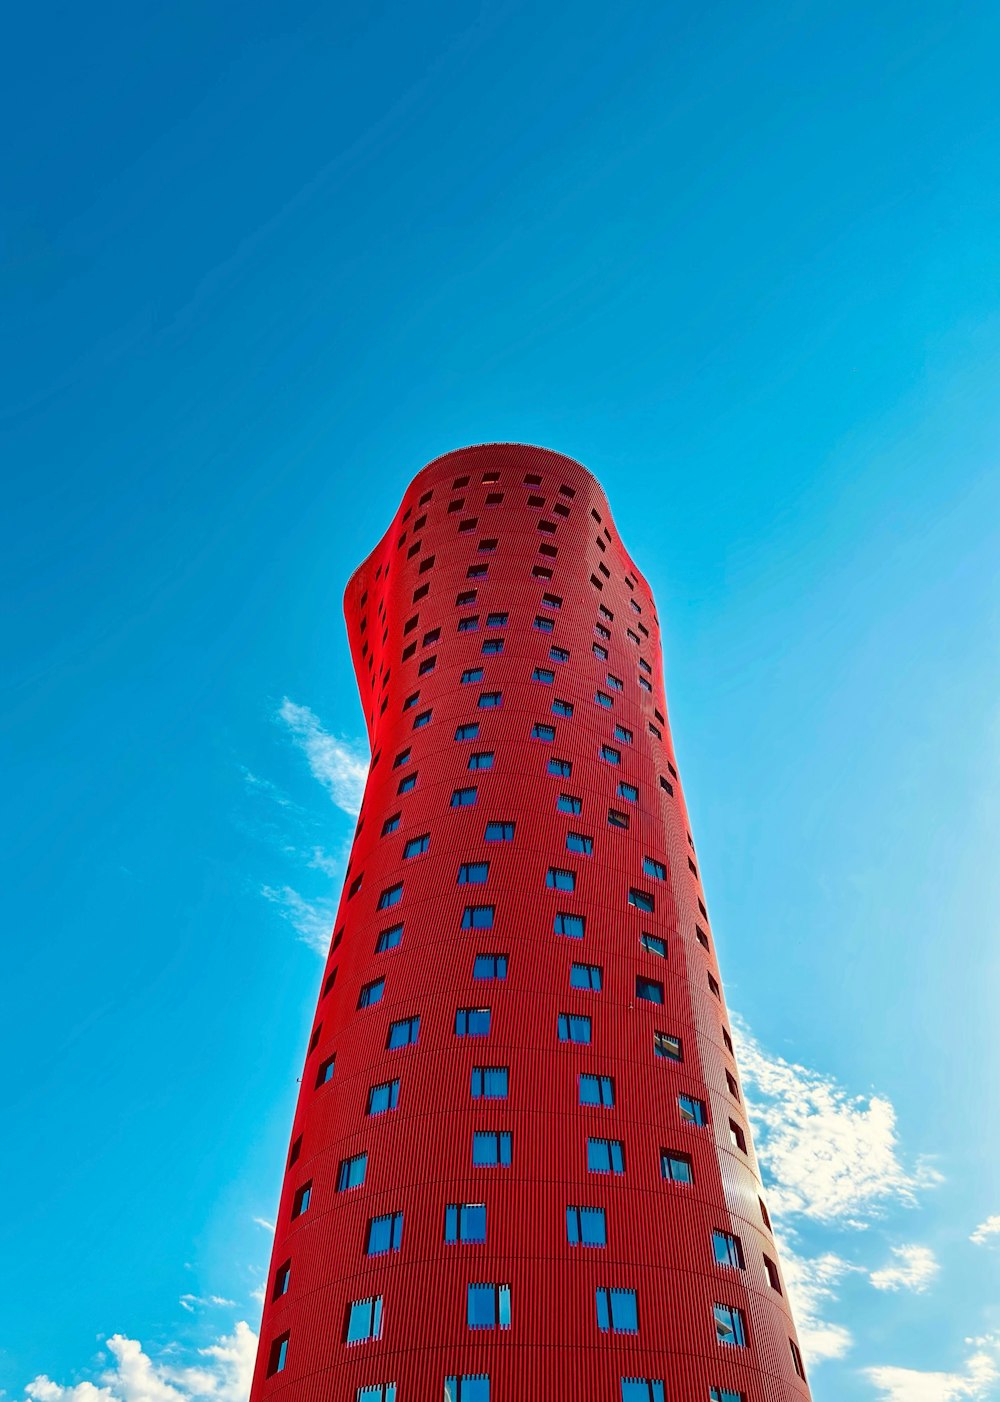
[277,698,368,817]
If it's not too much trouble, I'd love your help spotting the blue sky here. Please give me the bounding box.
[2,0,999,1397]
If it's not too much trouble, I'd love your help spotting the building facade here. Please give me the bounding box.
[249,444,810,1402]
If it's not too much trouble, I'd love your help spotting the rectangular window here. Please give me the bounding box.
[467,1282,511,1330]
[337,1154,367,1190]
[618,782,639,802]
[376,923,403,952]
[554,912,585,939]
[596,1288,638,1334]
[531,722,556,741]
[367,1212,404,1255]
[484,821,515,841]
[629,888,654,913]
[640,932,667,958]
[638,675,652,692]
[571,962,602,991]
[461,667,484,684]
[661,1149,693,1184]
[468,751,494,770]
[541,593,562,610]
[451,786,478,807]
[315,1054,336,1087]
[377,883,403,910]
[654,1031,683,1061]
[621,1382,664,1402]
[444,1378,490,1402]
[595,691,614,708]
[381,812,401,836]
[579,1073,615,1106]
[345,1295,383,1344]
[292,1180,313,1216]
[548,757,572,776]
[413,709,432,729]
[358,1386,397,1402]
[713,1303,747,1347]
[455,1007,492,1036]
[456,590,477,606]
[790,1339,806,1379]
[593,642,608,659]
[358,979,385,1008]
[643,856,666,880]
[445,1202,487,1243]
[546,867,576,891]
[266,1334,289,1377]
[567,1204,606,1247]
[458,862,489,884]
[557,793,583,814]
[712,1231,745,1270]
[368,1079,400,1115]
[607,674,623,691]
[532,667,555,683]
[458,615,479,633]
[473,953,507,980]
[600,745,621,765]
[455,723,480,741]
[472,1131,512,1166]
[486,611,508,627]
[403,834,429,858]
[679,1094,707,1126]
[636,977,664,1005]
[729,1119,748,1153]
[552,698,574,717]
[467,563,488,579]
[478,692,502,708]
[417,656,437,678]
[587,1138,624,1174]
[709,1390,745,1402]
[471,1065,508,1099]
[763,1255,782,1292]
[549,645,570,663]
[614,724,634,744]
[397,773,417,794]
[461,904,495,929]
[273,1260,291,1299]
[387,1016,419,1049]
[481,638,503,655]
[567,831,593,854]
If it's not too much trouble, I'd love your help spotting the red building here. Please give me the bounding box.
[250,444,811,1402]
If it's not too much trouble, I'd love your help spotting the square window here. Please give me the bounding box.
[567,831,593,854]
[471,1065,508,1099]
[600,745,621,765]
[596,1287,638,1334]
[533,615,555,633]
[636,976,664,1004]
[444,1377,490,1402]
[712,1231,745,1270]
[376,923,403,952]
[472,1130,512,1166]
[377,883,403,910]
[587,1137,625,1174]
[455,1007,492,1037]
[397,773,417,794]
[570,961,602,991]
[643,856,667,881]
[713,1303,747,1347]
[661,1149,693,1184]
[473,953,508,980]
[345,1295,383,1344]
[558,1012,591,1043]
[481,638,503,655]
[554,912,585,938]
[566,1204,606,1247]
[337,1154,367,1190]
[618,782,639,802]
[381,812,401,836]
[679,1094,707,1126]
[357,979,385,1009]
[595,691,614,709]
[546,867,576,891]
[608,809,629,829]
[386,1016,419,1049]
[358,1386,397,1402]
[640,932,667,958]
[654,1030,682,1060]
[367,1212,404,1255]
[552,698,573,717]
[368,1079,400,1115]
[621,1382,664,1402]
[479,692,502,709]
[579,1073,615,1106]
[557,793,583,814]
[629,888,655,913]
[445,1202,487,1243]
[548,757,572,777]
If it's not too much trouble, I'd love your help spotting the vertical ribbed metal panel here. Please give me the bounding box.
[249,445,812,1402]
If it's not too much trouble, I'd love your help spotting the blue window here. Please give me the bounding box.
[533,615,554,633]
[468,752,494,770]
[558,1012,591,1044]
[607,673,623,691]
[593,642,608,659]
[541,592,562,610]
[531,722,556,741]
[471,1065,508,1099]
[595,691,613,708]
[316,1054,336,1086]
[456,1007,491,1037]
[403,834,429,858]
[413,709,432,729]
[445,1202,487,1242]
[368,1080,400,1115]
[557,793,582,814]
[638,675,652,692]
[618,782,639,802]
[267,1335,288,1376]
[571,962,602,991]
[451,786,478,807]
[467,1283,511,1330]
[636,976,664,1004]
[679,1094,707,1126]
[273,1261,291,1297]
[358,1387,397,1402]
[367,1212,403,1255]
[455,723,480,741]
[478,691,502,708]
[358,979,385,1008]
[629,888,655,913]
[713,1231,745,1270]
[550,646,570,663]
[566,831,593,854]
[709,1391,744,1402]
[567,1205,606,1247]
[580,1073,614,1106]
[484,821,514,841]
[376,923,403,952]
[600,745,621,765]
[661,1149,693,1183]
[547,757,572,777]
[345,1295,382,1343]
[654,1031,683,1061]
[608,808,629,828]
[596,1288,638,1333]
[714,1303,747,1347]
[486,612,508,627]
[387,1016,419,1049]
[292,1181,312,1215]
[461,668,484,684]
[615,725,634,744]
[546,867,575,891]
[458,615,479,632]
[377,883,403,910]
[473,1131,512,1166]
[458,862,489,884]
[587,1137,625,1174]
[337,1154,367,1190]
[444,1376,490,1402]
[393,748,411,769]
[397,773,417,794]
[532,667,555,683]
[555,912,585,938]
[473,953,507,980]
[461,905,495,929]
[640,932,666,958]
[381,812,401,835]
[481,638,503,655]
[552,699,574,717]
[621,1381,664,1402]
[643,856,667,880]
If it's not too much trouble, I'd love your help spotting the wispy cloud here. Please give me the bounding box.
[261,884,337,955]
[277,698,368,817]
[970,1215,1000,1247]
[24,1325,257,1402]
[734,1018,942,1227]
[252,1217,274,1234]
[869,1244,940,1293]
[780,1247,857,1361]
[178,1295,237,1314]
[864,1333,1000,1401]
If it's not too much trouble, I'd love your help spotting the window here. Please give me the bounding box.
[593,642,608,659]
[661,1149,693,1183]
[596,1288,638,1333]
[595,622,611,640]
[288,1135,302,1166]
[413,709,432,729]
[599,604,614,620]
[337,1154,367,1190]
[567,1205,606,1246]
[381,812,401,835]
[552,698,574,717]
[654,1031,682,1060]
[358,979,385,1008]
[533,614,554,633]
[456,590,477,606]
[444,1376,490,1402]
[726,1070,740,1100]
[558,1013,591,1043]
[348,873,363,899]
[451,786,477,807]
[595,691,614,708]
[467,751,494,771]
[478,538,497,552]
[557,793,582,814]
[473,1130,512,1166]
[709,1392,744,1402]
[679,1094,707,1126]
[418,655,437,676]
[397,773,417,794]
[484,821,515,841]
[461,667,483,684]
[367,1212,403,1255]
[461,904,495,929]
[571,962,602,991]
[266,1334,289,1377]
[546,867,576,891]
[272,1260,291,1299]
[392,748,411,769]
[467,563,488,579]
[659,775,674,796]
[456,1007,491,1037]
[455,723,480,741]
[471,1065,508,1099]
[549,645,570,663]
[600,745,621,765]
[548,757,572,776]
[587,1137,624,1173]
[708,972,721,998]
[358,1387,397,1402]
[607,673,623,691]
[376,923,403,952]
[608,808,629,829]
[403,834,429,858]
[473,953,507,980]
[636,977,664,1004]
[638,676,652,692]
[696,926,710,950]
[790,1339,807,1379]
[532,667,555,683]
[713,1231,745,1270]
[478,691,502,708]
[621,1382,664,1402]
[643,856,666,880]
[640,932,666,958]
[541,592,562,609]
[445,1202,486,1242]
[614,724,634,744]
[315,1054,336,1087]
[458,861,489,884]
[531,722,556,741]
[481,638,503,655]
[713,1303,747,1347]
[729,1119,748,1153]
[629,888,655,913]
[554,912,585,938]
[291,1180,312,1217]
[764,1255,782,1292]
[567,831,593,854]
[467,1282,511,1330]
[345,1296,383,1344]
[377,882,403,910]
[458,615,479,633]
[580,1073,615,1106]
[486,611,508,626]
[387,1016,419,1049]
[759,1197,772,1230]
[368,1079,400,1115]
[618,782,639,802]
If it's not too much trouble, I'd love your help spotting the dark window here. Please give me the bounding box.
[481,638,503,655]
[376,923,403,952]
[272,1261,291,1299]
[643,856,666,880]
[790,1339,807,1379]
[533,615,554,633]
[397,773,417,794]
[455,723,480,741]
[729,1119,748,1153]
[403,834,429,858]
[381,812,401,835]
[661,1149,693,1184]
[552,699,573,717]
[315,1054,336,1087]
[266,1334,289,1377]
[291,1180,312,1217]
[358,978,385,1008]
[764,1255,782,1292]
[550,645,570,663]
[637,977,664,1005]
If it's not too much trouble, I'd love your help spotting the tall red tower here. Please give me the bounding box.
[250,445,811,1402]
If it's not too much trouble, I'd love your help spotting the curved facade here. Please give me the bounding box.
[250,444,811,1402]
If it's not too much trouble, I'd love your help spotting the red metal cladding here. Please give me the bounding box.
[249,445,812,1402]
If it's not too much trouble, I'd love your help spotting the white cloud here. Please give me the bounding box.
[971,1215,1000,1246]
[277,698,368,817]
[864,1335,1000,1401]
[734,1018,942,1227]
[178,1295,237,1314]
[261,884,337,954]
[869,1244,940,1293]
[24,1325,257,1402]
[252,1217,274,1234]
[780,1246,857,1362]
